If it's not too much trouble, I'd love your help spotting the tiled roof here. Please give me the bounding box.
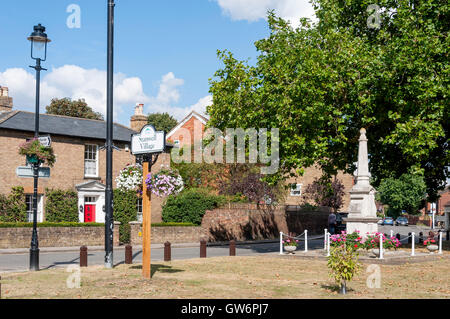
[0,111,136,142]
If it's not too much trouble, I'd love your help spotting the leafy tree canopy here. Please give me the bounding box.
[207,1,449,201]
[45,98,104,120]
[147,112,178,133]
[376,171,427,218]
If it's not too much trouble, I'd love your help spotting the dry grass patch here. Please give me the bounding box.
[1,255,449,299]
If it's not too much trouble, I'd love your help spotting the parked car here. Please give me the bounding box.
[377,219,384,225]
[381,217,394,226]
[395,217,409,226]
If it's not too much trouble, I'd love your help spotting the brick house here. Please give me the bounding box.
[165,109,354,211]
[0,87,138,223]
[166,110,207,147]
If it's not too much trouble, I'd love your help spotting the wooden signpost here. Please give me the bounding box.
[131,125,165,279]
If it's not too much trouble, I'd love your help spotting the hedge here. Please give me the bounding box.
[0,187,27,222]
[0,222,104,228]
[162,188,227,225]
[113,189,139,244]
[151,222,196,227]
[45,189,78,222]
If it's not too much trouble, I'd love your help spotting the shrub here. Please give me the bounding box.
[327,243,361,293]
[302,177,345,213]
[0,222,103,228]
[0,187,27,222]
[330,231,364,251]
[45,189,78,222]
[162,188,227,225]
[113,189,139,244]
[362,233,401,250]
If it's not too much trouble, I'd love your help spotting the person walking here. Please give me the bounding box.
[328,212,337,235]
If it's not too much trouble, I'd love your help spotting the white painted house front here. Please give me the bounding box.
[76,181,106,223]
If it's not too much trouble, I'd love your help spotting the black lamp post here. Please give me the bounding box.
[105,0,115,269]
[27,24,51,271]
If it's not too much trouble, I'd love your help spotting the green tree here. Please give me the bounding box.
[376,172,427,218]
[147,112,178,133]
[207,1,449,200]
[46,98,104,120]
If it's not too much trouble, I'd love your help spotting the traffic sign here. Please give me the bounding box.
[131,125,165,155]
[38,135,51,147]
[16,166,50,178]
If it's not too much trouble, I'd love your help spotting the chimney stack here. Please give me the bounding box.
[0,86,13,112]
[130,103,147,132]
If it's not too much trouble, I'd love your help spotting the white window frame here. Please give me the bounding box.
[26,195,43,223]
[290,183,302,197]
[137,198,143,223]
[84,144,99,178]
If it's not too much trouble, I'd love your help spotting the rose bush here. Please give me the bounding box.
[363,232,401,250]
[330,231,363,251]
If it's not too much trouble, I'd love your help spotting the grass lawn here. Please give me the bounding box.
[1,255,449,299]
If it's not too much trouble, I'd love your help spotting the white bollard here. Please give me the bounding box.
[411,232,415,257]
[390,230,394,238]
[304,230,308,252]
[327,233,330,257]
[379,233,384,259]
[439,231,443,254]
[280,232,283,255]
[324,229,328,250]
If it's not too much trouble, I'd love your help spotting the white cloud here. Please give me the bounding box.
[0,65,150,121]
[1,66,211,125]
[214,0,316,27]
[146,72,211,120]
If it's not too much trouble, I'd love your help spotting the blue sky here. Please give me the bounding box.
[0,0,315,126]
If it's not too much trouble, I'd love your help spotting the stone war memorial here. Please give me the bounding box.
[344,128,380,237]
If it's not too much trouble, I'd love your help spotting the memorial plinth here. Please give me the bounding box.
[344,128,380,237]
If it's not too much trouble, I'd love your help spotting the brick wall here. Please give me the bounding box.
[284,165,354,211]
[0,223,120,249]
[129,222,207,245]
[201,204,330,242]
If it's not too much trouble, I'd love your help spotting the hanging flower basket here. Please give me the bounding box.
[145,168,184,197]
[115,164,143,193]
[19,138,56,167]
[26,154,40,164]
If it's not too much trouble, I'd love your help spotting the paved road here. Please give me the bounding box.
[0,225,437,273]
[0,239,328,273]
[379,225,434,237]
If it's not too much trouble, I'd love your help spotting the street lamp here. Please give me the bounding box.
[105,0,115,269]
[27,24,51,271]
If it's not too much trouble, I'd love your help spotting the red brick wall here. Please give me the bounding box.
[201,204,330,242]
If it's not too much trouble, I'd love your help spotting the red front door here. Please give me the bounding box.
[84,204,96,223]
